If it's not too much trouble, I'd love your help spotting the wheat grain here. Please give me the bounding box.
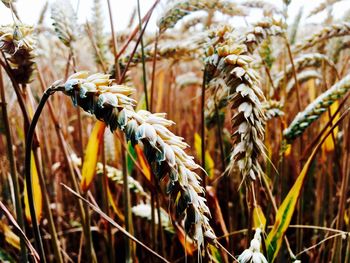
[284,74,350,141]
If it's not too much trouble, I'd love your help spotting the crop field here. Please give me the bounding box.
[0,0,349,262]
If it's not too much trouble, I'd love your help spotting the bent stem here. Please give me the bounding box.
[24,85,62,263]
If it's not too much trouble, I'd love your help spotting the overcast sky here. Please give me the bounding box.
[0,0,349,31]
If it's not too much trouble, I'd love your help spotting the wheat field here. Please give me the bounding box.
[0,0,349,262]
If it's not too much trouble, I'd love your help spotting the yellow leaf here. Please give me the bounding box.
[266,144,320,262]
[107,183,125,222]
[0,221,20,250]
[194,133,215,178]
[253,205,266,229]
[134,144,152,181]
[81,121,106,192]
[24,152,42,223]
[156,70,165,113]
[321,100,339,153]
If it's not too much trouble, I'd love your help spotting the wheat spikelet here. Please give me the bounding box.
[205,19,284,118]
[91,0,109,68]
[51,0,78,47]
[307,0,342,18]
[157,0,246,33]
[205,26,266,182]
[284,74,350,141]
[285,70,322,95]
[132,203,175,234]
[55,71,216,250]
[241,0,281,16]
[96,163,148,197]
[262,100,284,120]
[0,24,36,84]
[274,53,337,92]
[293,22,350,53]
[120,32,207,66]
[239,18,285,54]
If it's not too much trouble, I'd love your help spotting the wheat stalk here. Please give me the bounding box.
[293,22,350,53]
[284,74,350,141]
[157,0,246,33]
[55,71,216,251]
[0,24,36,84]
[274,53,337,92]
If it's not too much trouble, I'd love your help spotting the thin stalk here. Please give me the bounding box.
[150,32,159,112]
[332,116,350,262]
[0,66,27,262]
[101,139,115,263]
[32,148,64,263]
[106,0,121,80]
[201,68,206,188]
[121,133,132,262]
[25,87,59,263]
[137,0,149,110]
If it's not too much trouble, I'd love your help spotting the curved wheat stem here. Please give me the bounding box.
[0,24,36,84]
[55,71,216,250]
[274,53,338,92]
[284,74,350,141]
[157,0,246,33]
[293,22,350,53]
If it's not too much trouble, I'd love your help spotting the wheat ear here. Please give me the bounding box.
[293,22,350,53]
[284,74,350,141]
[0,24,36,84]
[57,71,216,250]
[157,0,246,33]
[51,0,78,48]
[262,100,284,120]
[205,27,266,182]
[273,53,337,92]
